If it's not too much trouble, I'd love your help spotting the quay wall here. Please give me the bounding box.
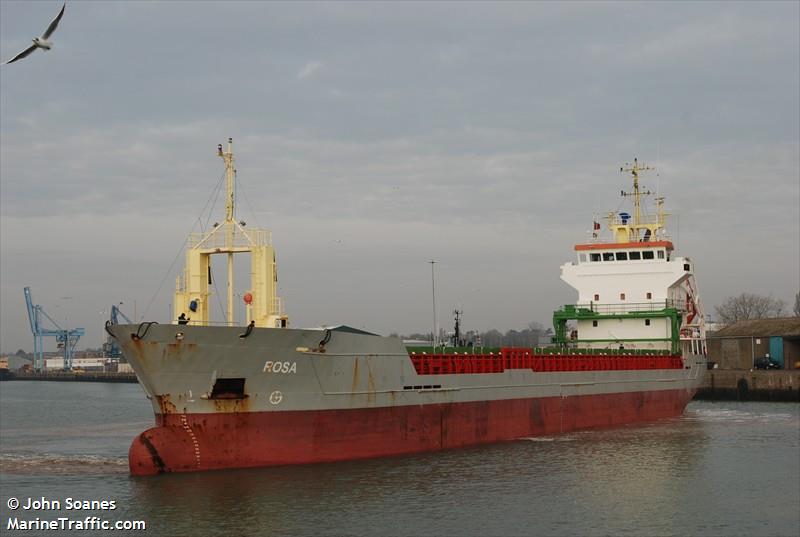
[695,370,800,402]
[7,371,138,383]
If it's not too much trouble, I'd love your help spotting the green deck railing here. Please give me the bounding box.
[552,303,682,354]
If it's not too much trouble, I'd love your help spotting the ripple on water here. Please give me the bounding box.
[0,452,129,476]
[685,407,797,424]
[521,435,578,442]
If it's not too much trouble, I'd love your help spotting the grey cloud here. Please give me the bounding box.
[1,1,797,352]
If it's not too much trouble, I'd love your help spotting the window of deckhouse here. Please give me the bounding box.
[616,252,628,260]
[603,252,614,261]
[590,253,601,262]
[657,250,665,259]
[629,251,641,260]
[642,251,655,260]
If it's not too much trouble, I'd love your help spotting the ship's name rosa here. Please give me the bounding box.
[262,361,297,374]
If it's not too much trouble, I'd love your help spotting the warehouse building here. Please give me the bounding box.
[707,317,800,370]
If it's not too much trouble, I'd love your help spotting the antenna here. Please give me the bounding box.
[219,137,235,223]
[655,141,661,200]
[620,158,655,228]
[453,308,463,347]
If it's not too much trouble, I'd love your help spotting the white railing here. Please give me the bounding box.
[585,233,673,244]
[580,301,684,314]
[188,227,271,250]
[609,214,662,227]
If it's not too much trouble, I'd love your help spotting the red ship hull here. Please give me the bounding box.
[129,387,695,476]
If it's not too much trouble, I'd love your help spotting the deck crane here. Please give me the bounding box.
[23,287,86,372]
[103,304,131,358]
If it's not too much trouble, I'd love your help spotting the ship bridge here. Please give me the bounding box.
[556,159,705,356]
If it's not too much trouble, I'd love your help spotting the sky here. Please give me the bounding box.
[1,1,798,354]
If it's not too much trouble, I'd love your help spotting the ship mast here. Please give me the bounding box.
[620,158,653,229]
[607,157,667,243]
[174,139,287,329]
[218,138,236,326]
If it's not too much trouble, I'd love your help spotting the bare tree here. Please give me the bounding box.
[398,321,551,348]
[714,293,786,325]
[481,329,504,347]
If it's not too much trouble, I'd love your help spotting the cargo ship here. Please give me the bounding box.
[108,141,706,475]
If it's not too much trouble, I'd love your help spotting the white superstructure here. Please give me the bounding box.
[557,159,705,356]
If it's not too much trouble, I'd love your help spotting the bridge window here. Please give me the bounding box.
[603,252,614,261]
[629,251,641,260]
[642,251,655,260]
[590,253,601,262]
[616,252,628,260]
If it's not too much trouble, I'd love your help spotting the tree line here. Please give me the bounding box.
[391,322,551,347]
[393,291,800,343]
[7,292,798,356]
[714,291,800,325]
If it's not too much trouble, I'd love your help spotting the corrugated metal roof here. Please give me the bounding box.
[710,317,800,338]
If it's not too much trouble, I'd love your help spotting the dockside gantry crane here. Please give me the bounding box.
[24,287,85,372]
[103,304,131,358]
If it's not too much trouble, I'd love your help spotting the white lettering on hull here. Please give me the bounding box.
[262,361,297,374]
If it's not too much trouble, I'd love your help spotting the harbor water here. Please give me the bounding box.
[1,381,798,536]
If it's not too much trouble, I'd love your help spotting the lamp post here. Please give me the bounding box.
[429,260,438,348]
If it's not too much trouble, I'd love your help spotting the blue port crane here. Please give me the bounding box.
[110,304,132,325]
[23,287,86,372]
[103,304,131,358]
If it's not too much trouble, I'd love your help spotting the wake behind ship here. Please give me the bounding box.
[108,143,706,475]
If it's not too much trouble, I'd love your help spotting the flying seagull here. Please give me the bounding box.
[4,2,66,65]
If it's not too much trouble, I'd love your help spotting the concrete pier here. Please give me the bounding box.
[695,370,800,402]
[6,370,138,383]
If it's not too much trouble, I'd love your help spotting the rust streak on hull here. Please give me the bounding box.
[129,388,694,475]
